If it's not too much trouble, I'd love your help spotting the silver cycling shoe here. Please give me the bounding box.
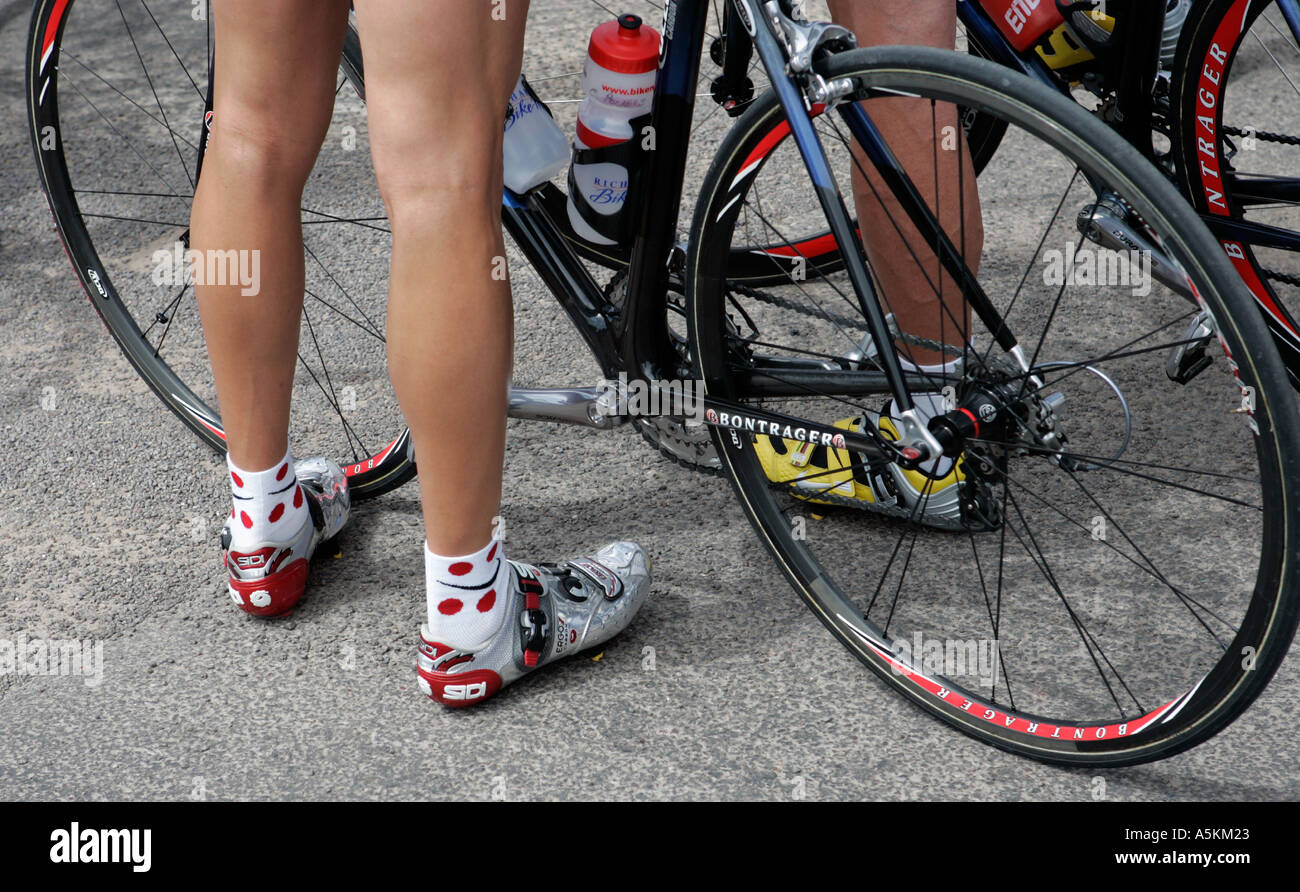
[220,456,351,617]
[294,456,351,542]
[416,541,652,706]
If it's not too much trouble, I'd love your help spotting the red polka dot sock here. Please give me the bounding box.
[425,538,507,650]
[226,447,310,551]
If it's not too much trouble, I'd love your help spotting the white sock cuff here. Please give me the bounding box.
[425,538,508,648]
[424,539,503,590]
[228,447,297,500]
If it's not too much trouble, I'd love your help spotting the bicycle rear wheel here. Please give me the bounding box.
[26,0,412,497]
[688,46,1300,765]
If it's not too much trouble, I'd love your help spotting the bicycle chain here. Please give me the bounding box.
[724,280,966,359]
[725,279,868,331]
[1263,267,1300,289]
[1221,124,1300,147]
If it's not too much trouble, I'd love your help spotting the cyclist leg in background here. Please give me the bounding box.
[192,0,354,617]
[351,0,650,707]
[828,0,983,369]
[755,1,988,527]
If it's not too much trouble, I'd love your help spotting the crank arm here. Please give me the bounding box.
[1077,195,1193,300]
[508,386,627,430]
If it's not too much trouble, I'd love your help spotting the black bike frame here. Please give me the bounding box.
[499,0,1020,463]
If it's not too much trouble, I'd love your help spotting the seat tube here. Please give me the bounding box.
[618,0,710,381]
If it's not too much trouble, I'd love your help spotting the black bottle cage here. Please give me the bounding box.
[566,111,655,245]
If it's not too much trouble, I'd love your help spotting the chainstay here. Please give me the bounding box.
[725,280,965,359]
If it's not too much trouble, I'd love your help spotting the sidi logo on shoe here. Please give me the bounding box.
[227,546,289,579]
[422,669,503,707]
[442,682,489,701]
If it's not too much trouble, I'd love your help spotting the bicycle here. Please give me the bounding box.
[725,1,1300,387]
[952,0,1300,384]
[26,0,1300,765]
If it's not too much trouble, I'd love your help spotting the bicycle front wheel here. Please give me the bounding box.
[688,46,1300,765]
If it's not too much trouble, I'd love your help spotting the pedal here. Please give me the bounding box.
[1166,312,1215,384]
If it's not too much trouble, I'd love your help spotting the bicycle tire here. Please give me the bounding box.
[1171,0,1300,380]
[687,45,1300,765]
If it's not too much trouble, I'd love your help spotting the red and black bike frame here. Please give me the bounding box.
[959,0,1300,375]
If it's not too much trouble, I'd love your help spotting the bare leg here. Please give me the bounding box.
[192,0,351,470]
[828,0,983,366]
[353,0,527,555]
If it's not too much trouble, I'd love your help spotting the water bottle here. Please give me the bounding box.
[980,0,1067,52]
[503,75,570,194]
[566,14,661,246]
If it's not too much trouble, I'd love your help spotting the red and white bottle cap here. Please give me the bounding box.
[587,13,660,74]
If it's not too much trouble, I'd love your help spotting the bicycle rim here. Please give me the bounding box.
[688,46,1300,765]
[1174,0,1300,382]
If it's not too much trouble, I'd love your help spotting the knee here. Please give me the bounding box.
[208,106,327,193]
[370,113,505,231]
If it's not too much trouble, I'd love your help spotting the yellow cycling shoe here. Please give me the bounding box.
[753,396,983,530]
[753,415,878,507]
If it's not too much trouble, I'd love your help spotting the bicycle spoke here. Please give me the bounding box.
[303,242,386,341]
[60,69,190,201]
[1064,468,1235,648]
[984,456,1241,635]
[968,439,1263,510]
[81,212,188,228]
[137,0,206,102]
[300,305,367,463]
[114,0,194,192]
[1001,487,1141,718]
[148,281,189,355]
[60,50,200,153]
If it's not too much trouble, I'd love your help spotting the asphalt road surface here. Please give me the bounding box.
[1,0,1298,801]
